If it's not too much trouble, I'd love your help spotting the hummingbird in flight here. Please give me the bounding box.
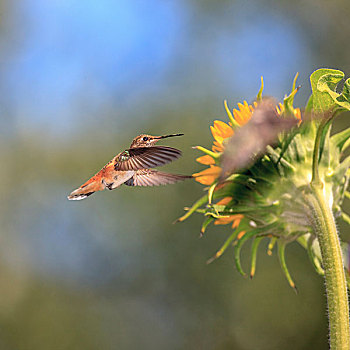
[68,133,191,200]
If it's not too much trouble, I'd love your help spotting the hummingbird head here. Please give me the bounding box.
[130,133,184,148]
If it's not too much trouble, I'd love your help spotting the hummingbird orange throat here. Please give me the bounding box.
[68,133,191,201]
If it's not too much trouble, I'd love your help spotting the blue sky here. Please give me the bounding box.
[1,0,312,137]
[0,0,313,283]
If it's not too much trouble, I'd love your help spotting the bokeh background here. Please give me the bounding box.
[0,1,349,349]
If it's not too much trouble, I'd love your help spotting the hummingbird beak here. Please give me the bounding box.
[156,133,184,139]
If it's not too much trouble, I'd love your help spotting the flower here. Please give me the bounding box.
[193,101,256,184]
[180,70,350,296]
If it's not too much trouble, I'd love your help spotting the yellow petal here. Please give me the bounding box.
[193,166,221,185]
[213,120,234,138]
[233,101,254,126]
[214,214,243,227]
[214,216,235,225]
[294,108,302,120]
[212,141,224,153]
[237,230,246,239]
[231,215,243,228]
[196,155,215,165]
[210,120,234,144]
[216,197,233,206]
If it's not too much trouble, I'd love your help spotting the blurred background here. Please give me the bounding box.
[0,0,349,349]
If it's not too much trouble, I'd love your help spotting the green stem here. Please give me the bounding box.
[311,111,335,185]
[306,184,350,349]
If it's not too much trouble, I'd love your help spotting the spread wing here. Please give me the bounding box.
[124,169,191,187]
[114,146,182,171]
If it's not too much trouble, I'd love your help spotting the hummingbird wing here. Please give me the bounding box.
[114,146,182,171]
[124,169,191,187]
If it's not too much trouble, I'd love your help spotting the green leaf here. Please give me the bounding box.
[318,75,350,111]
[307,68,350,113]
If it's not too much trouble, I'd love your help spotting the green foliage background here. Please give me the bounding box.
[0,1,349,349]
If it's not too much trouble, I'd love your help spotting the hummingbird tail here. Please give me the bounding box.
[67,176,104,200]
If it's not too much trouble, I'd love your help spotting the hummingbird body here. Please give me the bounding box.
[68,133,191,200]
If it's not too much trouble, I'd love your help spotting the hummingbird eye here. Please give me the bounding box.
[143,136,149,141]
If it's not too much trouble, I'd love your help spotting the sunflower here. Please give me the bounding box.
[191,97,302,231]
[193,101,256,185]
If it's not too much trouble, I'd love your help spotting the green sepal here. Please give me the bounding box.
[277,128,301,166]
[200,216,214,236]
[193,146,221,159]
[267,237,277,255]
[234,231,251,276]
[207,230,239,264]
[210,203,278,216]
[207,183,217,204]
[283,72,300,115]
[176,194,209,222]
[176,185,234,222]
[297,235,324,275]
[290,133,307,163]
[234,223,279,276]
[340,212,350,226]
[318,118,332,164]
[331,127,350,152]
[250,236,263,278]
[333,156,350,184]
[278,242,297,292]
[256,76,264,101]
[345,270,350,291]
[224,100,240,128]
[307,235,324,275]
[266,146,296,173]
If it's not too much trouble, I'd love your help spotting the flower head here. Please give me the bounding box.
[193,100,256,185]
[179,71,350,290]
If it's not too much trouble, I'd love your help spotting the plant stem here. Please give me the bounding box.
[306,184,350,349]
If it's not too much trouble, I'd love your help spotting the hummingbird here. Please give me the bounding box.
[68,133,191,200]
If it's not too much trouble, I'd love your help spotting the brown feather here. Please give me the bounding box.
[124,169,192,187]
[115,146,182,171]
